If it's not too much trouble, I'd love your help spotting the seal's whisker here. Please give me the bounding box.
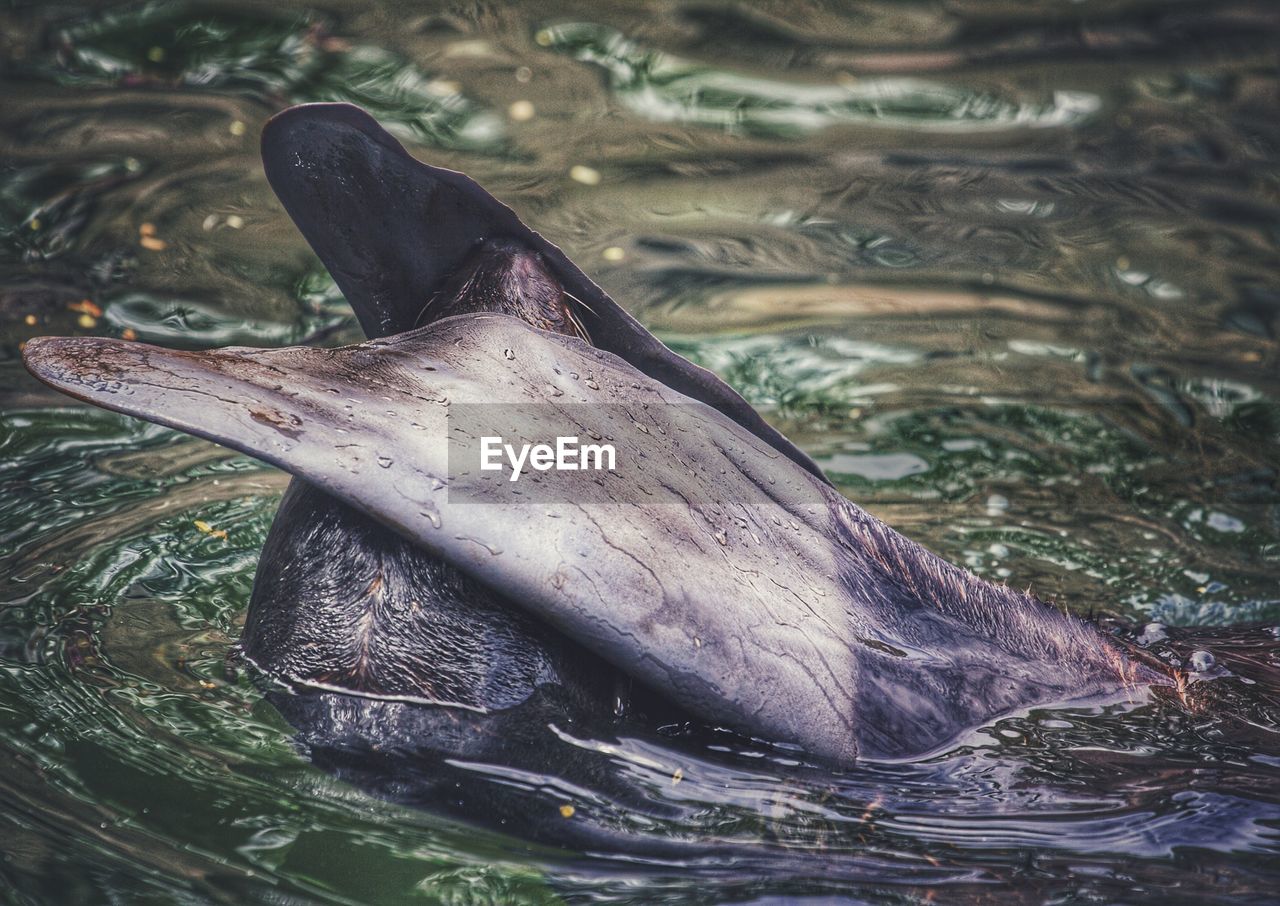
[563,299,593,343]
[563,290,598,319]
[412,289,443,329]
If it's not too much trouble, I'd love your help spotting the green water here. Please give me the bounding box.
[1,1,1278,902]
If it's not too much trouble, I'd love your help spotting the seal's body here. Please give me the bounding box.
[244,241,621,716]
[22,103,1165,768]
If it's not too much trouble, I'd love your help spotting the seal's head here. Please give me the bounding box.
[422,238,589,342]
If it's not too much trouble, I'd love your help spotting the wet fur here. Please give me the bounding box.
[825,495,1156,757]
[245,240,616,716]
[243,481,616,712]
[416,239,590,342]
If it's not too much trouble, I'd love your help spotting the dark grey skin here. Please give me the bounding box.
[22,104,1166,766]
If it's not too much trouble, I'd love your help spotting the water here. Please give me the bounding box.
[2,1,1279,902]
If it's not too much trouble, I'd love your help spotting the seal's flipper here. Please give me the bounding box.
[24,318,860,761]
[23,316,1146,763]
[261,103,827,482]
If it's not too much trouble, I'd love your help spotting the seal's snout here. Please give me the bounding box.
[470,238,550,279]
[510,248,547,281]
[421,238,589,341]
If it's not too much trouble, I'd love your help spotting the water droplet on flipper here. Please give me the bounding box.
[1188,650,1215,673]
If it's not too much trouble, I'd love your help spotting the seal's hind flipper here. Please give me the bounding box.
[261,103,827,481]
[24,316,1145,763]
[22,318,861,763]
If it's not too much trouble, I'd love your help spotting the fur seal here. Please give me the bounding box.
[22,104,1164,766]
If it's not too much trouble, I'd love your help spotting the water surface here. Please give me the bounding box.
[1,1,1278,902]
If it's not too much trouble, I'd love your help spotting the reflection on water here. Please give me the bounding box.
[1,0,1278,902]
[42,2,506,151]
[539,21,1101,136]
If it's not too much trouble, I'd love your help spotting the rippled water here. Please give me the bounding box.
[2,1,1279,902]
